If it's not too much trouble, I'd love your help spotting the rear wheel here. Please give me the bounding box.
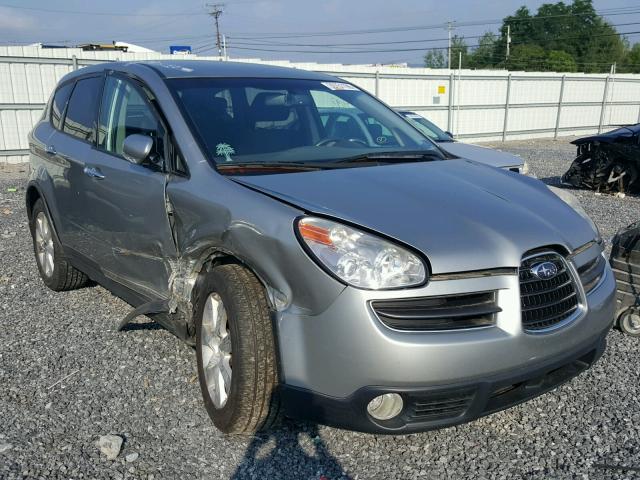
[29,199,89,291]
[194,264,281,434]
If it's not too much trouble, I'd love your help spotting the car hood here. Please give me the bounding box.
[232,160,596,274]
[571,124,640,145]
[438,141,523,169]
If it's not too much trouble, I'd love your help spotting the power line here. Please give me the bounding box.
[82,17,640,53]
[0,3,204,16]
[218,29,640,55]
[226,21,640,48]
[223,7,640,39]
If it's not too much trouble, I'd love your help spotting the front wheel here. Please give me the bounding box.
[194,264,281,434]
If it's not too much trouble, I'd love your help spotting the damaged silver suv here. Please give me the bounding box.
[27,61,616,435]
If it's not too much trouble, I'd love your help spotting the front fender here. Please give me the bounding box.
[166,173,346,317]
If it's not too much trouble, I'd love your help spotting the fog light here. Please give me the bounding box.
[367,393,403,420]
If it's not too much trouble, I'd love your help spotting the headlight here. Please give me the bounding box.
[548,186,601,242]
[296,217,427,289]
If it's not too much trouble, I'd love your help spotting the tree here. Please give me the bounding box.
[621,43,640,73]
[423,49,445,68]
[450,35,469,68]
[507,44,546,71]
[491,0,626,73]
[546,50,577,72]
[468,32,497,69]
[579,22,627,72]
[424,35,468,68]
[424,0,631,72]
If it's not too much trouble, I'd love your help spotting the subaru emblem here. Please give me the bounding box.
[530,261,558,280]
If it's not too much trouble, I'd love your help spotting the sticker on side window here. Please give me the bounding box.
[321,82,359,91]
[216,143,235,162]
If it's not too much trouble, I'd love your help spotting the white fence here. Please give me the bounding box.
[2,45,640,164]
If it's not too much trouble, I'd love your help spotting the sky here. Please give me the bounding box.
[0,0,638,66]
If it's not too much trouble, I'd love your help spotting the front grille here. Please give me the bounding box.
[371,291,501,331]
[407,389,475,423]
[519,252,579,332]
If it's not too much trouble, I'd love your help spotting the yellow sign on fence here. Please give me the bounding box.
[438,85,446,94]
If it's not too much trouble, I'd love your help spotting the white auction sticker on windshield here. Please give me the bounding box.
[322,82,359,91]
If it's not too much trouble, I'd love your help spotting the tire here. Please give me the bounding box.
[29,198,89,291]
[619,309,640,337]
[194,264,281,434]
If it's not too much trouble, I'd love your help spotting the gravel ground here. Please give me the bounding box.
[1,138,639,480]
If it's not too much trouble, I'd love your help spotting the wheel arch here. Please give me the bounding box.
[189,248,280,313]
[187,248,286,384]
[25,182,63,246]
[25,182,42,221]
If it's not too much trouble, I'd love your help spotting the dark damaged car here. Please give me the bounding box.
[27,61,616,435]
[562,124,640,193]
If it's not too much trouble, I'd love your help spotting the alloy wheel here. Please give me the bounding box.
[622,311,640,336]
[35,212,54,278]
[201,293,232,408]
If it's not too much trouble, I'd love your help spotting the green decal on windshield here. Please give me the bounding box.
[216,143,235,162]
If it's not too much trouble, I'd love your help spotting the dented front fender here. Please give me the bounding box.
[165,171,346,320]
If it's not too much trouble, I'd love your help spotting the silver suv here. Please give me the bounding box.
[27,61,616,435]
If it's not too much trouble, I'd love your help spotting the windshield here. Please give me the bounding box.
[401,113,452,142]
[167,78,441,168]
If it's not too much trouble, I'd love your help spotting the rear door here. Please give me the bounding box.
[47,75,104,250]
[76,73,177,299]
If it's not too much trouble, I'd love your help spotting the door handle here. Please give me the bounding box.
[83,166,105,180]
[45,145,56,155]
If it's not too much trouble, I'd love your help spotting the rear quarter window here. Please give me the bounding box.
[63,76,103,143]
[50,82,74,130]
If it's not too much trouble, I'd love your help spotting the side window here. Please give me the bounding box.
[50,82,74,130]
[407,118,439,141]
[174,148,188,175]
[62,76,103,142]
[98,76,165,160]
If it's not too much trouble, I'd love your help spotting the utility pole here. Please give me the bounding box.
[207,3,225,57]
[506,24,511,60]
[447,21,453,69]
[222,34,227,60]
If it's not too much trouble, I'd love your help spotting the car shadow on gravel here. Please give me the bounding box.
[538,175,562,186]
[230,421,349,479]
[118,320,165,332]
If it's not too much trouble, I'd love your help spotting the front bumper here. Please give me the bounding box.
[276,247,616,434]
[280,326,608,434]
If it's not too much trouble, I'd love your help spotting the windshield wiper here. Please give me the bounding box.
[216,152,444,174]
[217,162,331,172]
[334,150,444,164]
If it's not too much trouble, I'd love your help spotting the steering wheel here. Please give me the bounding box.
[315,138,368,147]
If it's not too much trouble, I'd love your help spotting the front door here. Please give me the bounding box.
[78,73,177,299]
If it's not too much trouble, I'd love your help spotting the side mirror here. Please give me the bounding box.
[122,134,154,164]
[445,131,454,138]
